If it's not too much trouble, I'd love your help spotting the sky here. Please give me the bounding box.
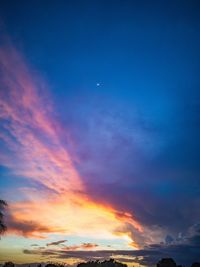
[0,0,200,266]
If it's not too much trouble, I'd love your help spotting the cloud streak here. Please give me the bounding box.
[47,240,68,246]
[23,222,200,265]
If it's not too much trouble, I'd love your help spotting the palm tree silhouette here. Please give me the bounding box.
[0,200,7,235]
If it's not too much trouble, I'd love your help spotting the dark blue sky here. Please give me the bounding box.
[0,0,200,266]
[1,0,200,93]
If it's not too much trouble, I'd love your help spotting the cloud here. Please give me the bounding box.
[62,83,200,243]
[81,243,99,249]
[47,240,68,246]
[0,41,143,246]
[0,43,83,196]
[63,243,99,250]
[5,212,64,239]
[23,243,200,267]
[21,223,200,266]
[113,222,151,248]
[1,38,199,257]
[165,235,174,245]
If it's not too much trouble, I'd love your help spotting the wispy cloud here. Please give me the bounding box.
[63,243,99,250]
[47,240,68,246]
[0,43,83,194]
[0,42,143,246]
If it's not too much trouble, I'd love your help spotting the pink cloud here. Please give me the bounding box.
[0,43,83,194]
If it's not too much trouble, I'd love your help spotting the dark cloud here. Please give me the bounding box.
[113,222,150,247]
[84,175,200,238]
[47,240,67,246]
[187,224,200,246]
[165,235,174,245]
[23,243,200,266]
[61,85,200,242]
[23,225,200,266]
[5,212,55,238]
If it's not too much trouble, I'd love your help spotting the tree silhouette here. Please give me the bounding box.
[191,263,200,267]
[45,262,66,267]
[157,258,177,267]
[3,262,14,267]
[77,259,127,267]
[0,200,7,235]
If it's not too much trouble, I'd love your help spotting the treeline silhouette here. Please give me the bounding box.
[2,258,200,267]
[77,259,126,267]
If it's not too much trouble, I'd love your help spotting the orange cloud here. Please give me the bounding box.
[63,243,99,251]
[81,243,99,249]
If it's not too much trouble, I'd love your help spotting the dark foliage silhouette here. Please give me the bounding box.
[0,199,7,235]
[45,263,67,267]
[191,264,200,267]
[1,257,200,267]
[3,262,15,267]
[77,259,127,267]
[45,264,58,267]
[157,258,177,267]
[156,258,200,267]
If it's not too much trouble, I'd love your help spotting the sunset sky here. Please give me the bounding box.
[0,1,200,266]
